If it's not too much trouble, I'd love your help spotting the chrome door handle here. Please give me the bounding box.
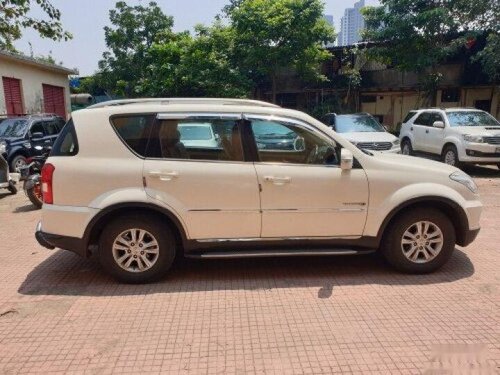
[264,176,291,185]
[149,171,179,181]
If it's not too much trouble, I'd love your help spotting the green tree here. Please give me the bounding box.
[175,23,253,97]
[0,0,72,50]
[362,0,500,104]
[224,0,335,103]
[97,1,175,97]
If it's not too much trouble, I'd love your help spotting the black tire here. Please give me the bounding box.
[10,155,27,172]
[401,139,413,156]
[442,144,462,169]
[497,163,500,171]
[7,181,17,195]
[99,215,176,283]
[24,182,43,208]
[381,208,456,273]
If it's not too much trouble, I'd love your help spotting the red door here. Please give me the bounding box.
[43,84,66,118]
[2,77,24,116]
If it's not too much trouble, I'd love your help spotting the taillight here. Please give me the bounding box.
[41,163,55,204]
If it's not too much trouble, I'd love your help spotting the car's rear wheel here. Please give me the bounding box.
[99,216,176,283]
[442,145,461,168]
[10,155,27,172]
[381,208,456,273]
[401,139,413,156]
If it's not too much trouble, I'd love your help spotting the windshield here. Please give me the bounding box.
[335,115,385,133]
[0,119,28,138]
[447,111,500,127]
[178,124,213,140]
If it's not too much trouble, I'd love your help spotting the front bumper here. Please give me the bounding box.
[460,143,500,163]
[35,221,87,257]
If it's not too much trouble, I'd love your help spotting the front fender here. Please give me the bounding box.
[364,182,467,238]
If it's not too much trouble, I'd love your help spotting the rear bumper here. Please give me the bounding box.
[35,221,87,257]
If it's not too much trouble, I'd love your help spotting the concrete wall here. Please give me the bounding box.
[361,87,500,130]
[0,57,71,118]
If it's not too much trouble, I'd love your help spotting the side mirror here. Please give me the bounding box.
[433,121,445,129]
[340,148,354,170]
[31,132,44,141]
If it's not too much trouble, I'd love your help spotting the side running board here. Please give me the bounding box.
[186,248,375,259]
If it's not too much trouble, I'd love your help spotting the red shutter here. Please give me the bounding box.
[2,77,24,116]
[42,84,66,118]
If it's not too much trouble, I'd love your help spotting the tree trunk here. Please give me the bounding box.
[271,74,277,104]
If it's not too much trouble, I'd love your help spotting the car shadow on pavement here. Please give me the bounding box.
[463,165,499,178]
[18,248,474,298]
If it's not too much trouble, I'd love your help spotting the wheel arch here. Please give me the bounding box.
[83,202,189,257]
[377,196,469,247]
[441,140,460,156]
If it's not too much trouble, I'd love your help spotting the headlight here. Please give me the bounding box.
[0,141,6,154]
[463,134,484,143]
[450,171,478,194]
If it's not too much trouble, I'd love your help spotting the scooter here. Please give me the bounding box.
[0,143,17,195]
[19,144,50,208]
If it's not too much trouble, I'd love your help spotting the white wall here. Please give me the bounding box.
[0,58,71,118]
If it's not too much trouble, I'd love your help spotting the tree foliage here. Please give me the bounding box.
[224,0,335,102]
[362,0,500,82]
[0,0,72,50]
[92,0,334,101]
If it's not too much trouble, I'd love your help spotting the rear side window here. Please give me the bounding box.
[402,111,417,124]
[414,112,431,126]
[110,115,156,157]
[51,119,78,156]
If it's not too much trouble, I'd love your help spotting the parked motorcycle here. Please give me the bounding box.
[19,144,51,208]
[0,142,17,195]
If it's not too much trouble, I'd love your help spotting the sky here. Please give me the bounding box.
[14,0,379,76]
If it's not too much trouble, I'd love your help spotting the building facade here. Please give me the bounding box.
[337,0,365,46]
[0,50,76,119]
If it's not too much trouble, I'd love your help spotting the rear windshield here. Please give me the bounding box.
[51,119,78,156]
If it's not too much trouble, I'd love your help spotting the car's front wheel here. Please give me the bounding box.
[382,208,456,273]
[99,216,176,283]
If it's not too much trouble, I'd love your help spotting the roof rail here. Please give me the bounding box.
[86,98,280,110]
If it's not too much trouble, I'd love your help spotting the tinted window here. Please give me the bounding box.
[251,120,338,165]
[335,115,385,133]
[447,111,500,127]
[0,119,28,138]
[146,118,243,161]
[30,121,46,136]
[43,120,61,135]
[51,119,78,156]
[429,113,444,126]
[403,111,417,124]
[111,115,156,156]
[414,112,431,126]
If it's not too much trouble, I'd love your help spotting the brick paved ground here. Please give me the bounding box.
[0,166,498,374]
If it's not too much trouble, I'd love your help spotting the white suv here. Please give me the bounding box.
[399,108,500,169]
[35,98,482,283]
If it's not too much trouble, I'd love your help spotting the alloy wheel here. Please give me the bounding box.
[401,221,444,264]
[112,228,160,273]
[444,150,457,166]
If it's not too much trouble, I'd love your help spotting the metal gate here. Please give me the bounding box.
[2,77,24,116]
[43,84,66,118]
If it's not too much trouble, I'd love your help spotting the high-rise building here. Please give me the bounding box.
[323,15,336,47]
[337,0,365,46]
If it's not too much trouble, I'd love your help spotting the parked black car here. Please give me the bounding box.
[0,114,65,171]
